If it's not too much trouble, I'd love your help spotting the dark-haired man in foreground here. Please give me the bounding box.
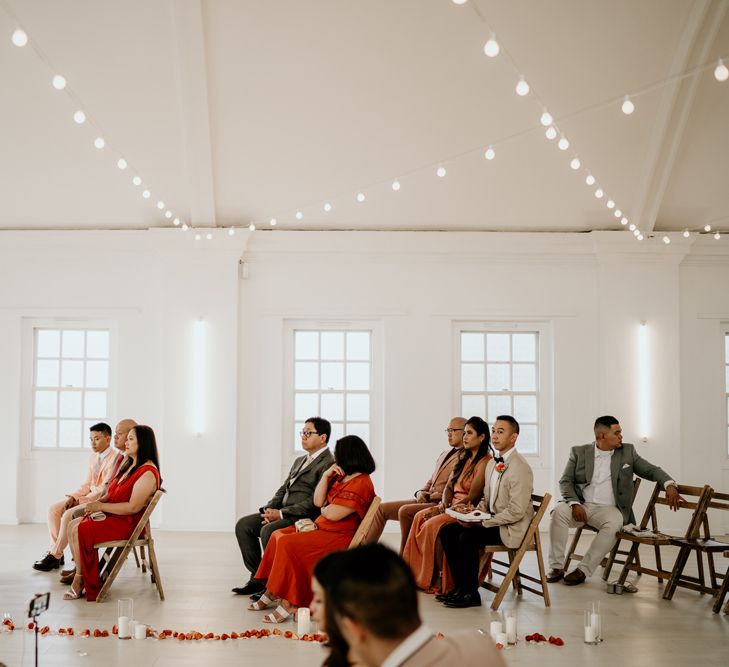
[547,415,681,586]
[320,543,505,667]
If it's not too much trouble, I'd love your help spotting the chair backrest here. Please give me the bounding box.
[702,490,729,538]
[127,490,164,544]
[524,492,552,547]
[349,496,381,549]
[638,483,712,540]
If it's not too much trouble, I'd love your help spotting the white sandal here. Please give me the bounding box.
[247,593,278,611]
[262,605,292,623]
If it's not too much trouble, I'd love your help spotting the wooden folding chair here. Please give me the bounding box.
[94,490,165,603]
[616,484,712,586]
[564,477,642,581]
[349,496,381,549]
[663,490,729,610]
[478,492,551,611]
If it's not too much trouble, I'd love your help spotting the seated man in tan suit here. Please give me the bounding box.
[32,421,130,572]
[365,417,465,552]
[438,415,533,608]
[317,543,505,667]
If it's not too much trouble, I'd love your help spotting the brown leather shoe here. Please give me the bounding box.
[546,568,565,583]
[60,567,76,577]
[60,569,77,585]
[564,568,587,586]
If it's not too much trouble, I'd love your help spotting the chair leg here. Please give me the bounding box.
[602,538,621,581]
[147,541,165,601]
[534,531,551,607]
[663,546,691,601]
[140,545,148,573]
[634,548,642,578]
[96,544,135,603]
[654,543,663,583]
[712,567,729,613]
[132,547,141,569]
[707,552,717,590]
[696,551,705,591]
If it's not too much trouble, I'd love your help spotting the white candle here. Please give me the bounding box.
[297,608,311,636]
[505,616,517,644]
[591,612,601,641]
[495,631,508,646]
[117,616,130,639]
[134,624,146,640]
[489,620,503,640]
[584,625,596,644]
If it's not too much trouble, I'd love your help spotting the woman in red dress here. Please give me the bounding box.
[64,425,162,602]
[249,434,376,623]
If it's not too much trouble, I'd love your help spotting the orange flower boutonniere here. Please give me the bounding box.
[495,462,505,473]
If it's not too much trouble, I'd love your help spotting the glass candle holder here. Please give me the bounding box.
[504,610,517,644]
[584,610,598,645]
[117,599,133,639]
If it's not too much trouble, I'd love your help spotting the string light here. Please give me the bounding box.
[614,209,622,218]
[269,218,277,226]
[629,223,636,231]
[94,137,105,149]
[540,111,553,126]
[164,210,172,219]
[436,166,446,177]
[483,35,500,58]
[637,234,644,241]
[173,218,180,226]
[194,233,201,241]
[683,229,690,238]
[323,202,332,212]
[391,180,401,191]
[52,75,66,90]
[570,157,580,170]
[206,232,213,240]
[545,126,557,140]
[715,59,729,82]
[621,96,635,115]
[607,199,615,209]
[621,217,628,225]
[132,175,142,186]
[228,227,235,236]
[484,146,495,160]
[586,174,595,186]
[11,29,27,47]
[595,188,604,199]
[662,236,670,244]
[181,223,189,231]
[704,224,712,231]
[715,232,721,240]
[248,224,255,232]
[558,136,569,150]
[117,158,127,170]
[633,229,640,236]
[452,0,468,4]
[142,189,151,199]
[356,192,365,202]
[515,77,530,96]
[73,110,86,124]
[295,211,303,220]
[156,201,165,210]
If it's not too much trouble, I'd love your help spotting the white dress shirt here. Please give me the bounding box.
[381,624,433,667]
[581,444,616,506]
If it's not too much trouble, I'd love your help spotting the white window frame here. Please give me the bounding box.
[21,318,117,455]
[453,321,552,467]
[283,319,383,485]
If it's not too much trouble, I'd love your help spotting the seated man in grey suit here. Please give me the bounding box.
[232,416,335,596]
[548,415,681,586]
[317,544,505,667]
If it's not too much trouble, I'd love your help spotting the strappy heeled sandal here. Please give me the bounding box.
[247,593,278,611]
[63,575,84,600]
[262,605,292,623]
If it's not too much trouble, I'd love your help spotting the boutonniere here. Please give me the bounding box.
[495,462,505,473]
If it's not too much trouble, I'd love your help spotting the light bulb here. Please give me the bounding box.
[165,210,172,219]
[662,236,670,244]
[12,29,28,46]
[356,192,365,202]
[704,224,711,232]
[637,234,644,241]
[629,223,636,231]
[182,223,189,231]
[156,201,165,210]
[540,111,553,126]
[558,136,569,150]
[73,110,86,124]
[545,126,557,140]
[248,224,255,232]
[132,175,141,186]
[595,188,604,199]
[436,166,446,177]
[117,158,127,170]
[295,211,303,220]
[94,137,105,149]
[614,209,622,218]
[683,229,690,238]
[515,77,530,96]
[270,218,277,226]
[621,96,635,115]
[206,232,213,240]
[714,59,729,82]
[228,227,235,236]
[52,75,66,90]
[324,202,332,212]
[392,180,401,191]
[586,174,595,185]
[633,229,640,237]
[570,157,580,170]
[142,189,151,199]
[714,232,721,240]
[173,218,180,226]
[194,233,201,241]
[452,0,468,4]
[621,217,628,225]
[607,199,615,209]
[484,146,495,161]
[483,35,500,57]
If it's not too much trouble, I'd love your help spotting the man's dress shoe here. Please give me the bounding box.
[231,580,264,596]
[435,589,461,603]
[33,553,64,572]
[443,592,482,608]
[546,568,565,583]
[564,568,587,586]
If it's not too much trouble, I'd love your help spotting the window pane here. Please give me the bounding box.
[36,330,60,357]
[294,422,305,448]
[86,331,109,359]
[34,419,56,447]
[321,332,344,360]
[84,420,96,438]
[61,360,84,388]
[486,333,510,361]
[59,420,82,448]
[321,362,344,390]
[346,363,370,390]
[36,360,59,387]
[461,363,484,391]
[86,360,108,388]
[330,422,345,444]
[295,331,319,360]
[346,422,370,445]
[512,333,536,362]
[486,364,510,391]
[295,362,319,390]
[346,394,370,421]
[346,332,370,361]
[321,394,344,421]
[518,424,538,454]
[462,394,485,419]
[512,364,537,391]
[59,391,82,418]
[84,391,107,418]
[513,395,537,423]
[461,333,484,361]
[295,393,319,421]
[35,390,57,418]
[487,395,512,423]
[62,330,85,358]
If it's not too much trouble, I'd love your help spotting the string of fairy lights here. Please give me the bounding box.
[4,0,728,242]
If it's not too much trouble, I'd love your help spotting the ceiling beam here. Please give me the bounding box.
[171,0,217,227]
[633,0,728,233]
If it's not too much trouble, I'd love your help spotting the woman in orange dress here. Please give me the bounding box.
[249,435,376,623]
[64,425,162,602]
[403,416,490,594]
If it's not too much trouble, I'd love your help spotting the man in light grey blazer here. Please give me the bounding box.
[548,415,681,585]
[232,416,335,596]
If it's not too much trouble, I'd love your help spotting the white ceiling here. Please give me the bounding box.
[1,0,727,234]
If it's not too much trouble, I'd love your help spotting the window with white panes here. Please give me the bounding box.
[32,328,111,449]
[293,330,371,453]
[460,330,539,454]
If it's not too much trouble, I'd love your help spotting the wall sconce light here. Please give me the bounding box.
[637,321,649,441]
[192,318,206,436]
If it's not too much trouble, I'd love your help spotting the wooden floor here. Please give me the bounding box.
[0,524,727,666]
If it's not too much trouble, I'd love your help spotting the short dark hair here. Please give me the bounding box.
[496,414,520,434]
[333,435,376,475]
[89,422,112,437]
[316,544,420,641]
[306,417,331,443]
[594,415,619,436]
